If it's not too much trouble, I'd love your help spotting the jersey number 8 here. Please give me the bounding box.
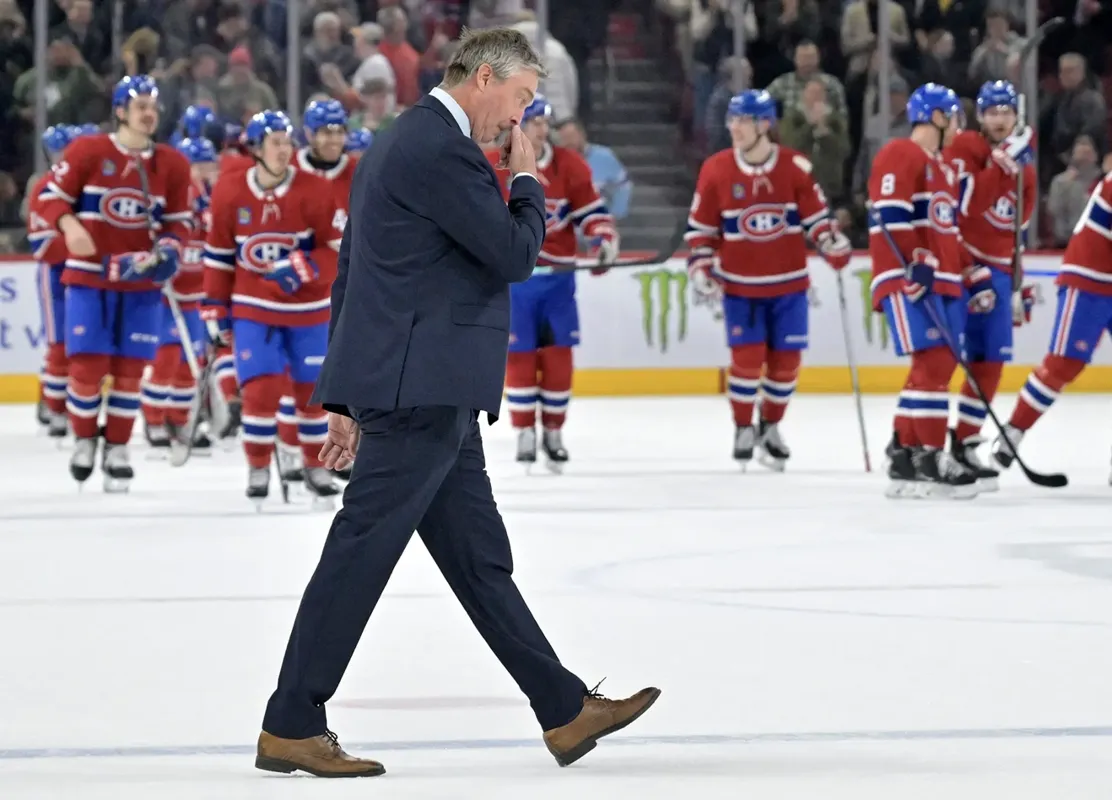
[879,173,896,197]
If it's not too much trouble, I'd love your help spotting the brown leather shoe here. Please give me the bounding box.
[543,683,661,766]
[255,730,385,777]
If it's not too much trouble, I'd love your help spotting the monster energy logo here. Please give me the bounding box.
[636,268,689,353]
[852,267,889,350]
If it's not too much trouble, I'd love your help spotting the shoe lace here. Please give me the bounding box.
[323,729,340,752]
[586,678,608,699]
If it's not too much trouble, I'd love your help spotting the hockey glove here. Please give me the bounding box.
[903,248,938,303]
[816,226,852,271]
[965,265,996,313]
[107,238,180,284]
[1012,284,1035,327]
[688,251,723,305]
[589,236,619,275]
[200,300,232,347]
[264,250,318,295]
[1002,124,1035,167]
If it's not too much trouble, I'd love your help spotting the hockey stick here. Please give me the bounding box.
[869,208,1067,488]
[1012,16,1065,293]
[555,217,689,273]
[835,271,872,472]
[162,289,215,468]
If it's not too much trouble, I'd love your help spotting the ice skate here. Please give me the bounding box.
[884,438,918,498]
[47,411,68,443]
[217,397,242,446]
[102,443,134,493]
[331,466,352,482]
[757,420,790,472]
[732,425,756,470]
[516,427,537,473]
[541,428,568,474]
[190,422,213,456]
[145,422,171,460]
[991,424,1025,469]
[246,466,270,510]
[304,467,341,511]
[882,431,900,472]
[276,442,305,484]
[911,448,979,499]
[70,437,98,487]
[949,429,999,492]
[36,399,50,427]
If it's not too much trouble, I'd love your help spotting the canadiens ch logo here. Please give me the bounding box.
[735,203,789,241]
[99,187,150,229]
[984,193,1016,229]
[241,232,297,273]
[928,192,957,230]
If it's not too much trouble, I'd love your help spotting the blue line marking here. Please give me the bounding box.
[3,725,1112,762]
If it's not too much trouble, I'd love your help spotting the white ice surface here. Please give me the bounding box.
[1,394,1111,799]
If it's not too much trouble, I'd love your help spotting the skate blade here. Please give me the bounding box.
[545,460,565,475]
[310,495,337,512]
[190,447,213,458]
[219,438,239,452]
[758,453,787,472]
[103,478,131,494]
[146,448,170,461]
[884,480,913,499]
[917,482,980,500]
[977,476,1000,493]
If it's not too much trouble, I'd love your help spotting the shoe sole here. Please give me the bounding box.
[547,688,663,767]
[254,754,385,778]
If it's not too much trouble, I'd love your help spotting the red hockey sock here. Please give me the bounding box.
[506,351,540,429]
[954,361,1003,442]
[539,346,573,430]
[166,356,197,427]
[213,345,238,401]
[293,381,327,468]
[41,343,68,415]
[1010,354,1085,431]
[894,372,918,447]
[141,345,180,427]
[104,356,146,445]
[903,346,957,449]
[759,349,801,424]
[67,354,110,440]
[728,343,765,427]
[276,371,299,448]
[241,374,283,469]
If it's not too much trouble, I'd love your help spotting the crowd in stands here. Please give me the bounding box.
[662,0,1112,248]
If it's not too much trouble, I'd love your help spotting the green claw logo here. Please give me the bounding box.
[636,268,689,353]
[853,267,889,350]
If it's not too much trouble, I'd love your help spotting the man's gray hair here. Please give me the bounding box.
[441,27,547,88]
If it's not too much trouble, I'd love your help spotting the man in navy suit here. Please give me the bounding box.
[255,28,659,778]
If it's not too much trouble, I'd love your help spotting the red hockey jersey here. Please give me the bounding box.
[1058,173,1112,297]
[945,130,1035,270]
[203,166,343,327]
[166,177,210,309]
[219,151,254,175]
[26,171,68,265]
[293,148,357,275]
[487,144,616,269]
[685,145,833,298]
[868,138,964,309]
[36,133,193,292]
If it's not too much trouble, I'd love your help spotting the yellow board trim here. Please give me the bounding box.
[5,366,1112,403]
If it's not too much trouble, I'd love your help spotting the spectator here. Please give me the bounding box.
[967,8,1026,88]
[851,72,911,201]
[780,78,851,206]
[1046,134,1103,246]
[302,11,360,98]
[705,55,752,153]
[468,0,527,29]
[216,45,278,125]
[0,2,33,174]
[377,5,420,107]
[918,30,969,98]
[1042,52,1108,175]
[548,0,612,121]
[50,0,108,74]
[766,40,848,129]
[350,22,396,97]
[691,0,758,144]
[510,11,578,121]
[157,44,222,140]
[347,76,398,133]
[376,0,428,52]
[916,0,988,66]
[554,117,633,220]
[753,0,823,82]
[214,2,283,95]
[12,33,103,127]
[162,0,220,64]
[840,0,910,79]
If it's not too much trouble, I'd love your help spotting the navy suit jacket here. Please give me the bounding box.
[312,94,547,420]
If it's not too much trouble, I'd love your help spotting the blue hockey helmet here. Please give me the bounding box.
[303,98,348,132]
[906,83,961,125]
[175,136,218,165]
[112,74,159,110]
[521,94,552,124]
[345,128,373,153]
[78,123,101,136]
[726,89,778,123]
[180,104,217,139]
[243,110,294,148]
[42,125,73,154]
[976,80,1018,114]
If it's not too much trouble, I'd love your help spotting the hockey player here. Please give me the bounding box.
[140,137,218,454]
[943,80,1036,488]
[202,110,344,506]
[487,94,619,471]
[869,82,977,498]
[27,125,75,436]
[346,128,373,153]
[686,89,851,470]
[37,75,192,491]
[992,170,1112,468]
[170,104,216,147]
[272,98,357,484]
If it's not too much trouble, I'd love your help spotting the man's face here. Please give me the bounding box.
[728,116,762,150]
[1059,58,1084,89]
[1072,138,1096,165]
[473,65,537,145]
[986,16,1008,39]
[980,105,1016,143]
[362,90,388,117]
[556,122,585,152]
[311,125,346,161]
[230,63,250,83]
[121,94,160,137]
[259,131,293,173]
[193,55,218,80]
[315,21,339,46]
[794,45,819,76]
[522,116,549,154]
[69,0,92,25]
